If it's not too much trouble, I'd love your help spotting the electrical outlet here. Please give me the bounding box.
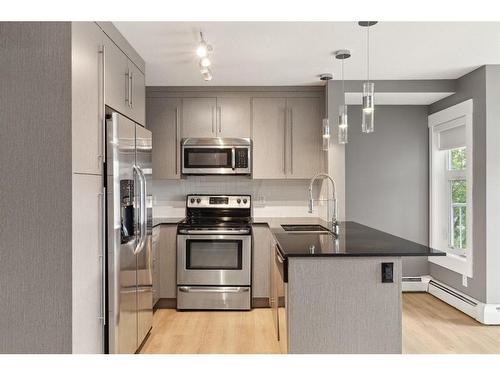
[254,196,265,206]
[462,275,468,287]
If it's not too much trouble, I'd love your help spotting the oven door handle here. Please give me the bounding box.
[231,147,236,170]
[178,286,250,293]
[178,229,250,235]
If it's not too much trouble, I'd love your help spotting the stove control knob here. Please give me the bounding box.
[237,199,241,204]
[190,198,195,204]
[196,198,201,204]
[243,199,248,204]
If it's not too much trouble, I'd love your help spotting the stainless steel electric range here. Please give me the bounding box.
[176,194,252,310]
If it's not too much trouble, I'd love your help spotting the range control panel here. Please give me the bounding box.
[186,195,251,209]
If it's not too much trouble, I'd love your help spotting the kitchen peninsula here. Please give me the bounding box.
[270,221,445,354]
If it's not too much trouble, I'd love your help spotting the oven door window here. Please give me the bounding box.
[184,148,232,168]
[186,239,242,270]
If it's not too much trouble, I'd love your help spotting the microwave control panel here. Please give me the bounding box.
[235,148,249,168]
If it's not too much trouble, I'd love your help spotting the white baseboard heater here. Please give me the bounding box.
[402,276,500,325]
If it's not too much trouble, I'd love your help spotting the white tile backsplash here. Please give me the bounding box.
[150,177,330,220]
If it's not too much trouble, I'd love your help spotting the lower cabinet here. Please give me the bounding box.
[152,226,161,306]
[159,225,178,300]
[72,173,104,353]
[252,225,272,303]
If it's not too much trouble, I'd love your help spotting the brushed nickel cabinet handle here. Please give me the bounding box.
[175,107,180,176]
[125,70,129,107]
[290,108,293,174]
[283,107,287,175]
[129,72,133,108]
[97,190,106,326]
[98,45,105,171]
[218,106,222,133]
[211,106,215,134]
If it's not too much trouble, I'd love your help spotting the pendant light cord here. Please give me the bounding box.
[342,58,345,105]
[367,26,370,83]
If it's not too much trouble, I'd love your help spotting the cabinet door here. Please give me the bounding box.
[71,22,104,175]
[252,98,287,179]
[270,239,279,340]
[72,173,104,353]
[104,36,129,116]
[147,97,181,179]
[159,225,177,299]
[252,225,271,299]
[129,61,146,126]
[152,226,160,306]
[216,96,251,138]
[181,98,217,138]
[287,97,324,179]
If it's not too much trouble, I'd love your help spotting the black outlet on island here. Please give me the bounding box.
[381,262,394,283]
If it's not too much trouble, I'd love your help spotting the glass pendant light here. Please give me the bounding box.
[335,49,351,144]
[359,21,377,133]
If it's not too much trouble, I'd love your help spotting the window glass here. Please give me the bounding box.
[450,179,467,250]
[448,147,466,170]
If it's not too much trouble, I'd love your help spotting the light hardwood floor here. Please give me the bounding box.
[140,293,500,354]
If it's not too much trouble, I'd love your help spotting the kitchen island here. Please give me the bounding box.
[270,221,445,354]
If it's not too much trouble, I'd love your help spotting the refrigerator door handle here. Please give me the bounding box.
[133,165,147,255]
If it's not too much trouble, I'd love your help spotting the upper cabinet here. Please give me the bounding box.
[181,97,217,138]
[104,37,129,117]
[215,96,251,138]
[252,98,287,179]
[128,61,146,126]
[287,97,324,179]
[104,36,145,126]
[252,96,325,179]
[147,97,182,180]
[71,22,104,175]
[181,96,251,138]
[145,88,324,180]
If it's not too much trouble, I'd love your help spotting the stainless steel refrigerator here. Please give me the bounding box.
[105,112,153,354]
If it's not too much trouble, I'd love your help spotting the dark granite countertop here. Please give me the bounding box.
[272,221,446,258]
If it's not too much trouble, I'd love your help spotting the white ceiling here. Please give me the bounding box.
[114,22,500,86]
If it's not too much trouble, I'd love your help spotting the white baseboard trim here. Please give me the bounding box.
[402,275,432,292]
[402,275,500,325]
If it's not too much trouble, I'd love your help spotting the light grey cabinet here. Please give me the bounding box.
[215,96,251,137]
[152,226,160,306]
[71,22,104,175]
[252,98,288,179]
[159,225,177,299]
[103,36,145,126]
[128,61,146,126]
[252,96,324,179]
[252,225,272,300]
[287,97,324,178]
[181,97,217,138]
[147,97,181,179]
[180,96,251,138]
[104,36,129,117]
[72,173,104,354]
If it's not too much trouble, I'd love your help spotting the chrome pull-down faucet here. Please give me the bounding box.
[308,173,339,234]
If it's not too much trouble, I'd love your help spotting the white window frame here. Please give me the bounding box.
[446,148,467,256]
[428,99,473,277]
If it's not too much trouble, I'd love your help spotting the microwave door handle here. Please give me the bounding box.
[231,148,236,170]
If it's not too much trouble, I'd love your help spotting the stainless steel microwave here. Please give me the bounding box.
[181,138,252,175]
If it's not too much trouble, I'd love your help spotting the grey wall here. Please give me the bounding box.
[428,66,487,302]
[484,66,500,303]
[0,22,72,353]
[345,106,430,276]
